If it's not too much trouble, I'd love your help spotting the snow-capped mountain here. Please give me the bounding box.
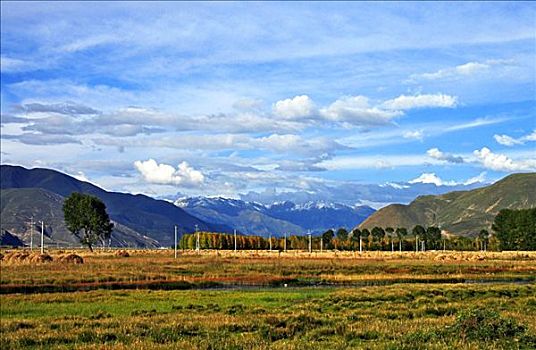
[174,197,375,236]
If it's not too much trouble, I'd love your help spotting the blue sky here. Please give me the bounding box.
[1,2,535,203]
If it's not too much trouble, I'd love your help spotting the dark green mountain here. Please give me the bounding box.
[1,188,160,247]
[359,173,536,236]
[0,165,231,246]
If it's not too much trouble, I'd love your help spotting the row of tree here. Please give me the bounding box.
[178,225,489,252]
[321,225,444,251]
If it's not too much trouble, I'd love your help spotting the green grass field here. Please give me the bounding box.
[1,250,535,349]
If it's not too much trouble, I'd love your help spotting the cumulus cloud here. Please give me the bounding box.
[494,134,522,146]
[409,172,487,187]
[273,95,316,119]
[408,172,454,186]
[382,94,458,110]
[494,130,536,146]
[319,96,402,125]
[134,159,205,187]
[464,172,487,185]
[426,148,464,163]
[473,147,536,172]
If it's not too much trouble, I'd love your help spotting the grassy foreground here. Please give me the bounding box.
[1,250,535,349]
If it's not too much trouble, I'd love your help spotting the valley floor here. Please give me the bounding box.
[1,250,535,349]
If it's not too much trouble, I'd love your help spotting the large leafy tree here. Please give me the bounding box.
[412,225,426,237]
[63,193,114,251]
[425,226,442,249]
[395,227,408,251]
[492,208,536,251]
[322,229,335,249]
[336,227,349,241]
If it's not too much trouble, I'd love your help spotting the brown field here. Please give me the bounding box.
[1,249,535,349]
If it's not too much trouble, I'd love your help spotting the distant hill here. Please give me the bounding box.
[1,230,24,247]
[0,188,160,247]
[176,197,375,235]
[359,173,536,236]
[0,165,231,246]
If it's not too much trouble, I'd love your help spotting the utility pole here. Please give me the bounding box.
[422,241,425,252]
[195,224,200,252]
[269,234,272,251]
[415,235,419,253]
[40,221,44,254]
[30,217,34,251]
[308,230,312,253]
[174,225,178,259]
[234,229,237,252]
[360,237,363,253]
[284,233,287,252]
[320,237,323,253]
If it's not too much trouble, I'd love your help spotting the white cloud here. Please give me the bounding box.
[473,147,536,172]
[382,93,458,110]
[411,59,514,81]
[233,98,263,111]
[408,172,455,186]
[524,130,536,142]
[494,134,522,146]
[426,148,464,163]
[494,130,536,146]
[0,56,38,73]
[318,153,441,170]
[409,172,487,187]
[403,130,424,140]
[319,96,402,125]
[273,95,315,119]
[134,159,205,186]
[464,171,487,185]
[255,134,302,152]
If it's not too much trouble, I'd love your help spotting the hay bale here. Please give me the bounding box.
[3,251,30,264]
[58,254,84,264]
[434,254,447,261]
[29,253,53,264]
[114,250,130,257]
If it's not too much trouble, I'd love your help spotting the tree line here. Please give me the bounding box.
[178,225,487,252]
[61,193,534,251]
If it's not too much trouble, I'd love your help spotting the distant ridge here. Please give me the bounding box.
[359,173,536,236]
[176,197,375,235]
[0,165,231,246]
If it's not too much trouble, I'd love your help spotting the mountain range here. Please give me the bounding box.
[176,197,375,236]
[2,164,533,246]
[360,173,536,236]
[0,165,374,246]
